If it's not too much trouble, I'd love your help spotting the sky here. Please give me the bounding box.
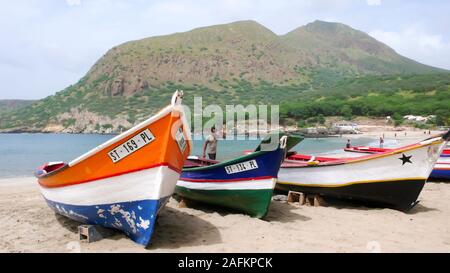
[0,0,449,100]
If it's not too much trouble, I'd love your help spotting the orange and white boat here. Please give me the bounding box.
[35,91,191,246]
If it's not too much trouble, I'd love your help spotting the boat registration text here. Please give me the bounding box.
[108,129,155,163]
[225,160,258,174]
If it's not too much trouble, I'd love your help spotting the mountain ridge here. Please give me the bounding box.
[0,20,447,133]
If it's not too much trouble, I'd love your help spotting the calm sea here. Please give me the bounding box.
[0,133,386,178]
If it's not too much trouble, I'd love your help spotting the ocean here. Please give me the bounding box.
[0,133,386,178]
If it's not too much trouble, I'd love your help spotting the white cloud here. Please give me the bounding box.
[370,25,450,70]
[366,0,381,6]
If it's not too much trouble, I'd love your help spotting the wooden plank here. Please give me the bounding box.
[306,195,315,206]
[178,198,188,208]
[314,195,327,207]
[287,191,300,203]
[78,225,115,243]
[299,193,306,205]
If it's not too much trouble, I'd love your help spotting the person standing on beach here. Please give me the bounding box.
[203,127,218,160]
[380,136,384,148]
[346,139,352,148]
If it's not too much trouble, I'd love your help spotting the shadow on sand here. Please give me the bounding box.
[264,201,312,223]
[306,196,439,214]
[406,202,439,214]
[54,206,222,249]
[149,207,221,249]
[54,213,79,234]
[173,195,312,223]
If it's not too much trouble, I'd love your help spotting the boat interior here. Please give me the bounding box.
[35,162,67,177]
[345,146,393,153]
[184,156,219,168]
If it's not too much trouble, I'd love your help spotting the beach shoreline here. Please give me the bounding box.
[1,131,448,253]
[1,176,449,253]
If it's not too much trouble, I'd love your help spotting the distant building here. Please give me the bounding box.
[403,115,435,123]
[331,121,360,134]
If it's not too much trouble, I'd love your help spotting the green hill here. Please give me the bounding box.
[0,100,36,115]
[281,73,450,126]
[0,20,447,133]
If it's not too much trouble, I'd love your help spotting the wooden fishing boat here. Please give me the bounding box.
[344,146,392,154]
[277,131,450,210]
[35,91,192,246]
[176,135,299,218]
[430,155,450,180]
[345,145,450,181]
[441,148,450,157]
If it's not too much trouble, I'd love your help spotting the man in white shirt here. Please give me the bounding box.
[203,127,218,160]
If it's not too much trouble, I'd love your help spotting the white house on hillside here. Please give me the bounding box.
[332,121,360,134]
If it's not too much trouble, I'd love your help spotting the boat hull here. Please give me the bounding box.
[430,157,450,180]
[176,146,286,218]
[176,178,276,218]
[36,91,192,246]
[45,197,168,246]
[346,146,450,181]
[40,164,180,246]
[277,179,425,210]
[430,169,450,180]
[278,137,446,210]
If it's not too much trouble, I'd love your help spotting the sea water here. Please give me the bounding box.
[0,133,383,178]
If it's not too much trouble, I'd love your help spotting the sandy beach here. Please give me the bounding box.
[0,129,448,253]
[1,176,449,253]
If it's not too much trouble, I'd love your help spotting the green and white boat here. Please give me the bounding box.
[175,135,302,218]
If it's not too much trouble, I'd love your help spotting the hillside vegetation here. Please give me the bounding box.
[0,100,36,115]
[0,20,447,133]
[280,73,450,126]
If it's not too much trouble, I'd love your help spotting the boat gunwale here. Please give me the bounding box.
[38,162,181,188]
[36,90,192,180]
[181,150,270,172]
[68,105,174,167]
[36,164,70,179]
[68,91,192,167]
[282,137,444,169]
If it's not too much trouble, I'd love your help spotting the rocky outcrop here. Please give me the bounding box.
[55,108,133,133]
[109,78,125,96]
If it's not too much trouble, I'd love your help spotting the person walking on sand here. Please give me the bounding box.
[379,136,384,148]
[203,127,218,160]
[346,139,352,149]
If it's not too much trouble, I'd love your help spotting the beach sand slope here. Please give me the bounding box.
[1,177,449,253]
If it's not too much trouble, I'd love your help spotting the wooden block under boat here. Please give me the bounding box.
[78,225,115,243]
[178,198,188,208]
[287,191,326,207]
[287,191,301,203]
[313,195,327,207]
